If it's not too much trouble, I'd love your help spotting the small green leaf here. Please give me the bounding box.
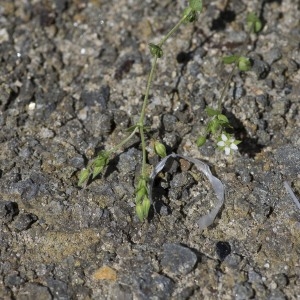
[207,119,220,134]
[149,43,163,58]
[217,114,229,124]
[78,169,90,187]
[196,136,206,147]
[183,7,193,18]
[154,141,167,158]
[205,107,221,117]
[92,165,104,179]
[222,55,240,64]
[238,56,251,71]
[189,0,202,12]
[185,10,197,22]
[247,12,262,33]
[91,151,110,178]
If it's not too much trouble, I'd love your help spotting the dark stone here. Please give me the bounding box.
[17,283,52,300]
[275,146,300,176]
[14,213,38,231]
[268,289,287,300]
[135,273,174,300]
[110,283,133,300]
[249,54,270,79]
[264,47,282,65]
[216,241,231,261]
[0,201,19,223]
[47,278,70,300]
[272,273,289,288]
[170,172,195,189]
[69,156,85,169]
[234,282,255,300]
[162,114,178,132]
[81,85,110,109]
[14,179,39,201]
[174,286,195,299]
[4,271,25,287]
[161,243,198,275]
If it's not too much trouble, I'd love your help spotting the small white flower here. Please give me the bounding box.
[217,133,239,155]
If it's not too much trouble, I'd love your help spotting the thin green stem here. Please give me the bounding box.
[139,56,158,124]
[109,127,139,153]
[158,15,187,47]
[139,56,158,177]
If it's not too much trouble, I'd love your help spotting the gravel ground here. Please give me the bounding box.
[0,0,299,299]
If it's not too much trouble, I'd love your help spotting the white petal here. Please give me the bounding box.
[217,141,225,147]
[224,147,231,155]
[229,138,235,143]
[230,143,238,150]
[221,133,228,141]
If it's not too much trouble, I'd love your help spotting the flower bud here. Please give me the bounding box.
[154,141,167,158]
[136,203,145,222]
[78,169,90,187]
[238,57,251,71]
[142,197,151,219]
[196,136,206,147]
[135,186,147,203]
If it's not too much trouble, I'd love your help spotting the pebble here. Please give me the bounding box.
[250,55,270,79]
[13,213,38,231]
[14,179,39,202]
[234,282,255,300]
[46,278,70,300]
[161,243,198,275]
[264,47,282,65]
[0,201,19,223]
[17,283,52,300]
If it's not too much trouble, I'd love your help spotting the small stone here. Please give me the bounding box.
[0,201,19,223]
[17,283,52,300]
[13,213,38,231]
[272,273,288,288]
[4,271,25,288]
[135,272,174,299]
[14,179,39,201]
[275,146,300,176]
[46,279,70,300]
[0,28,9,44]
[109,283,133,300]
[268,289,287,300]
[271,98,289,116]
[234,282,254,300]
[161,243,198,275]
[162,114,178,132]
[69,156,85,169]
[250,55,270,79]
[39,127,55,139]
[92,266,117,281]
[264,47,282,65]
[170,172,195,189]
[248,269,262,283]
[223,253,242,269]
[81,85,110,109]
